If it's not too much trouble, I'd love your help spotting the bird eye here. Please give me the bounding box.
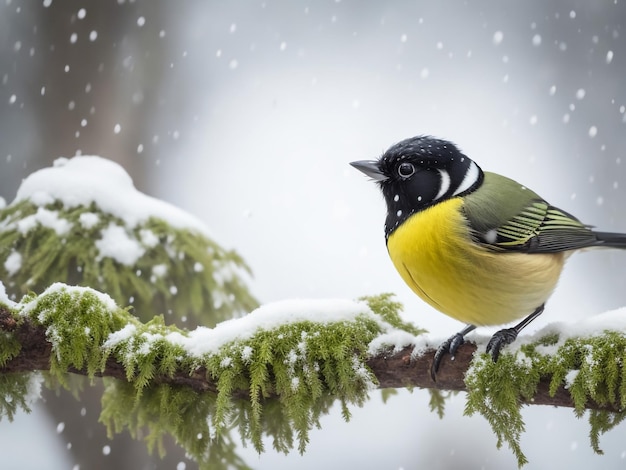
[397,162,415,178]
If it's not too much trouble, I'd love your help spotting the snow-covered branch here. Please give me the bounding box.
[0,303,617,412]
[0,309,606,412]
[1,284,625,468]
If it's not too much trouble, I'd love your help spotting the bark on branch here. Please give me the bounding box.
[0,309,614,411]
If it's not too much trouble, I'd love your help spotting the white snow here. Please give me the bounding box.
[368,329,420,356]
[103,323,138,349]
[464,306,626,360]
[492,31,504,45]
[19,282,118,317]
[14,156,211,235]
[78,212,99,229]
[241,345,253,362]
[16,207,72,236]
[4,251,22,276]
[606,50,614,64]
[95,224,145,266]
[540,307,626,342]
[0,281,18,308]
[588,126,598,138]
[102,295,626,365]
[151,264,168,278]
[139,229,159,248]
[564,370,579,389]
[291,376,300,391]
[109,298,382,357]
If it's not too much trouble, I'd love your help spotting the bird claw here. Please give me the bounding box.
[430,332,465,381]
[485,327,518,362]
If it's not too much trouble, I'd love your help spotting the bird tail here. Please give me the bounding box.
[594,231,626,248]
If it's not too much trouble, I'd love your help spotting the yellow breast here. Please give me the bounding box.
[386,198,566,326]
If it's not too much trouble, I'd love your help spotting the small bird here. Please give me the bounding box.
[351,135,626,379]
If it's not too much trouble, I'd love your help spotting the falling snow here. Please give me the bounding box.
[492,31,504,45]
[2,3,626,468]
[4,251,22,276]
[606,50,614,64]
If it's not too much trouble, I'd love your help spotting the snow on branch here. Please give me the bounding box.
[0,285,626,467]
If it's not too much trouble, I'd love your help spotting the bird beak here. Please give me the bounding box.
[350,160,388,182]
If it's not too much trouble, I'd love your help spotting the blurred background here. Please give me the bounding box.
[1,0,625,469]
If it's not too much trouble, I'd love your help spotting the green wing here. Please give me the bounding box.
[462,172,599,253]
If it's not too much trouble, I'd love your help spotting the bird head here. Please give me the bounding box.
[351,135,484,238]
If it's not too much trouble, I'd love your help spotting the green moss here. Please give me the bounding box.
[20,285,131,385]
[100,299,392,465]
[0,285,422,468]
[10,280,626,469]
[465,330,626,467]
[0,316,21,368]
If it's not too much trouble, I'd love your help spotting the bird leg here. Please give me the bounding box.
[486,304,545,361]
[431,323,476,380]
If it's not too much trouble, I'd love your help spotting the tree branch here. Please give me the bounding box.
[0,307,614,411]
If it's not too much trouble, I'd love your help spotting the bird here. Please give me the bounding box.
[350,135,626,380]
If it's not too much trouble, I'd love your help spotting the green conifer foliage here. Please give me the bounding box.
[0,199,258,325]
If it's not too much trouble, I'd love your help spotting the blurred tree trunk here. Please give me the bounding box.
[2,1,195,468]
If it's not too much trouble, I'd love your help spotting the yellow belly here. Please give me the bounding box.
[387,198,566,326]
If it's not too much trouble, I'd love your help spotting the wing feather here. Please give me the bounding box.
[493,202,597,252]
[462,173,599,254]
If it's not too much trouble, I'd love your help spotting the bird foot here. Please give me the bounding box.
[431,332,465,381]
[485,328,518,362]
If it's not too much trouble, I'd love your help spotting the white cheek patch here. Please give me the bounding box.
[434,169,451,200]
[453,161,480,196]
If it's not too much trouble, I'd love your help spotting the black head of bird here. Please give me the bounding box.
[351,135,626,380]
[351,136,484,240]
